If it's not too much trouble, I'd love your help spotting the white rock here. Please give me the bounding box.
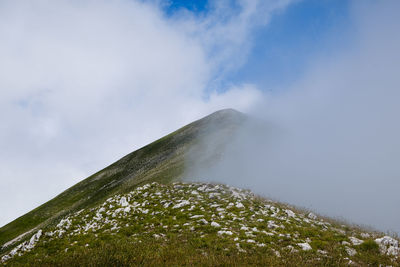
[345,246,357,256]
[307,212,317,220]
[25,230,42,250]
[98,207,105,213]
[211,222,221,227]
[285,209,296,218]
[297,242,312,251]
[375,236,399,256]
[235,202,244,209]
[172,200,190,209]
[198,218,208,225]
[141,209,149,214]
[349,237,364,246]
[119,197,129,207]
[218,230,233,236]
[1,255,11,262]
[57,218,72,229]
[267,220,279,229]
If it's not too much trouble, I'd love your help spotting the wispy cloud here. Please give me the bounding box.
[0,0,294,226]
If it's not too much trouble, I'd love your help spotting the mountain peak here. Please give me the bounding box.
[204,108,244,121]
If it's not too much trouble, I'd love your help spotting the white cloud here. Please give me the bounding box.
[0,0,293,227]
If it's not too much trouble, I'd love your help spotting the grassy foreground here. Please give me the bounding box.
[3,182,399,266]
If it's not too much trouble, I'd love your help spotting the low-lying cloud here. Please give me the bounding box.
[188,1,400,234]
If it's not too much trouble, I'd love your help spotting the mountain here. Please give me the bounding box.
[1,109,399,266]
[0,109,244,251]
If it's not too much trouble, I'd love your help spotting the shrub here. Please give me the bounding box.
[360,240,380,253]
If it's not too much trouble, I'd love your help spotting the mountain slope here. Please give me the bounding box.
[1,109,399,266]
[0,109,245,252]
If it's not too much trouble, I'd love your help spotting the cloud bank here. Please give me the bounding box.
[189,1,400,234]
[0,0,292,227]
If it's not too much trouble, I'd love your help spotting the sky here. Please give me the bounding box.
[0,0,399,233]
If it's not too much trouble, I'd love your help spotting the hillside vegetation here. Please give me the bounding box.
[2,182,399,266]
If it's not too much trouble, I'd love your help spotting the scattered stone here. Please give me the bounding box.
[119,197,129,207]
[172,200,190,209]
[349,237,364,246]
[307,212,317,220]
[345,246,357,256]
[1,182,398,265]
[211,222,221,227]
[236,202,244,209]
[297,242,312,251]
[218,230,233,236]
[375,236,399,256]
[286,209,296,218]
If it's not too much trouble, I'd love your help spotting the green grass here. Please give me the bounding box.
[4,233,351,267]
[3,182,399,266]
[360,239,380,253]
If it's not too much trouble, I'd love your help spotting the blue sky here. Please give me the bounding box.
[164,0,352,91]
[163,0,209,14]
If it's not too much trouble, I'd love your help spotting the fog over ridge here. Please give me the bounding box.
[186,1,400,234]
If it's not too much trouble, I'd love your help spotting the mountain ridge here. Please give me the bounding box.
[0,109,245,250]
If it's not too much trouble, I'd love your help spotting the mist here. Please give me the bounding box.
[186,1,400,234]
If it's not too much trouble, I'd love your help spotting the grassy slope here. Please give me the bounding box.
[5,182,399,266]
[0,109,244,251]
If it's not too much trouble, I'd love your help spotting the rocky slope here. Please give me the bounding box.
[2,182,399,266]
